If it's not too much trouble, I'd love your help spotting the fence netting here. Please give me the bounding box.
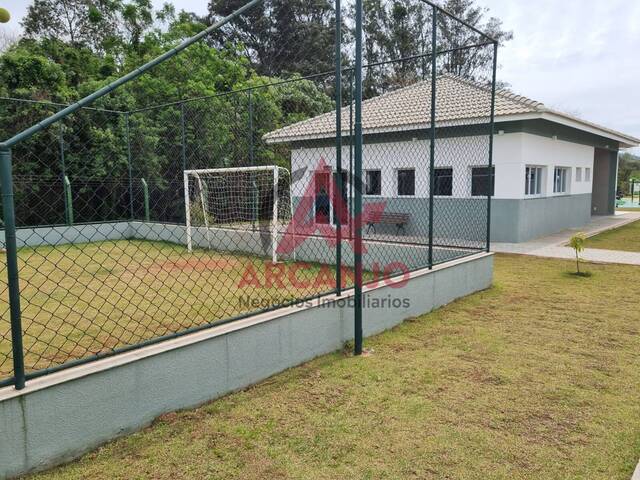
[0,0,496,387]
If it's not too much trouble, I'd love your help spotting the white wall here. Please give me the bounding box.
[291,136,489,200]
[289,132,596,201]
[492,133,524,199]
[520,133,594,198]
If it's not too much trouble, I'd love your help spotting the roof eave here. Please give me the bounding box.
[265,112,640,149]
[264,117,494,145]
[496,112,640,148]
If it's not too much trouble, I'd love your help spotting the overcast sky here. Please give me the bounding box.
[2,0,639,153]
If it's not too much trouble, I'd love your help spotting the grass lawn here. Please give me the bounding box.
[31,254,640,479]
[0,240,347,380]
[583,220,640,252]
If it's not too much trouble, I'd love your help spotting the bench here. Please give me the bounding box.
[365,212,410,235]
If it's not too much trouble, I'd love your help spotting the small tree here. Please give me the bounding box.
[569,233,586,275]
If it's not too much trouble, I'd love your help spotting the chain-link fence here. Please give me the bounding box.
[0,0,497,389]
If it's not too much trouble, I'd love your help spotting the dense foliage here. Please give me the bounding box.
[0,2,335,225]
[618,152,640,196]
[0,0,510,226]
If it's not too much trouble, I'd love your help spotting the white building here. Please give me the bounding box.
[265,75,639,243]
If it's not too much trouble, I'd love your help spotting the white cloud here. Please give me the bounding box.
[478,0,640,153]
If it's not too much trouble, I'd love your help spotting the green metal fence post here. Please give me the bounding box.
[248,91,258,230]
[0,147,26,390]
[335,0,343,296]
[58,123,70,224]
[141,178,150,222]
[63,175,74,226]
[349,69,355,241]
[486,41,498,252]
[126,113,134,220]
[428,6,437,270]
[353,0,364,356]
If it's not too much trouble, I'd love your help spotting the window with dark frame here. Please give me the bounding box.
[471,167,495,197]
[434,168,453,196]
[365,170,381,196]
[397,169,415,196]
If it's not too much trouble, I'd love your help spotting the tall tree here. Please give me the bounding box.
[22,0,121,51]
[0,30,19,54]
[21,0,159,55]
[207,0,335,77]
[354,0,512,95]
[618,153,640,195]
[437,0,512,80]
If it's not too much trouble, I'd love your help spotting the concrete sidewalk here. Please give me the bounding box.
[493,212,640,266]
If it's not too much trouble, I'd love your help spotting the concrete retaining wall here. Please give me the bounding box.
[1,222,131,248]
[4,222,473,272]
[0,252,493,479]
[128,221,473,270]
[491,194,592,243]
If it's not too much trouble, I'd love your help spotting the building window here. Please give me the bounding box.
[553,167,569,194]
[585,168,591,182]
[397,169,415,196]
[576,167,583,182]
[525,166,543,196]
[364,170,381,196]
[434,168,453,196]
[471,167,495,197]
[314,171,331,224]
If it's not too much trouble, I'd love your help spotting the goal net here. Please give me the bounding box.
[184,166,294,263]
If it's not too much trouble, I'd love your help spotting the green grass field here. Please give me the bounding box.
[29,254,640,479]
[0,240,347,380]
[584,220,640,252]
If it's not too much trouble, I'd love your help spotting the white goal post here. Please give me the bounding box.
[184,166,294,263]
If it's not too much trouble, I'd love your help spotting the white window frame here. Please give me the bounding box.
[525,166,544,197]
[585,168,592,183]
[576,167,583,182]
[364,169,382,197]
[553,167,570,194]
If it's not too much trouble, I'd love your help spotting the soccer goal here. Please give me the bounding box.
[184,166,294,263]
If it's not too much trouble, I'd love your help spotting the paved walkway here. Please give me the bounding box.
[492,212,640,266]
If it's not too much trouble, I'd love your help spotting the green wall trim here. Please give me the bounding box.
[289,118,622,152]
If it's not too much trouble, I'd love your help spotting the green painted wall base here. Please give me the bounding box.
[491,194,592,243]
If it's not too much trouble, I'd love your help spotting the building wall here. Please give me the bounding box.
[290,132,595,201]
[591,148,618,215]
[491,195,592,243]
[289,131,598,243]
[517,132,595,198]
[290,136,490,200]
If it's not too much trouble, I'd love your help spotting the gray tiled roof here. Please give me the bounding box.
[264,74,639,146]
